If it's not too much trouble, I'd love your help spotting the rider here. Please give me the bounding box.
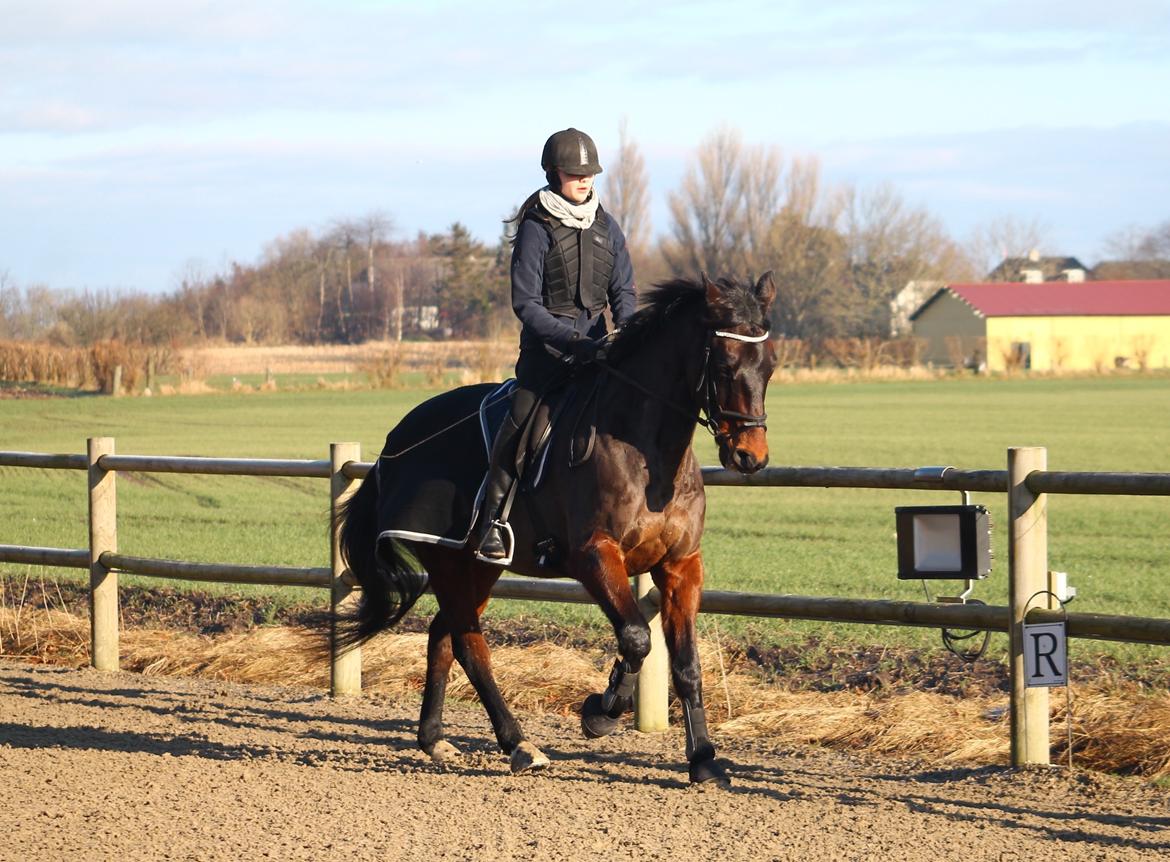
[474,127,637,562]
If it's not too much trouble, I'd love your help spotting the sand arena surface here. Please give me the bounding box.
[1,660,1167,862]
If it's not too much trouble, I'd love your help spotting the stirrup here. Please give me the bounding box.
[474,519,515,567]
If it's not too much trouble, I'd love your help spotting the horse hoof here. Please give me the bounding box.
[428,739,462,766]
[580,693,621,739]
[689,757,731,786]
[510,741,550,774]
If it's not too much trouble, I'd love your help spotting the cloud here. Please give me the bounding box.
[1,102,111,133]
[2,1,1168,288]
[2,0,1167,138]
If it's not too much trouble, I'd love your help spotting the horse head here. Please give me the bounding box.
[702,271,777,474]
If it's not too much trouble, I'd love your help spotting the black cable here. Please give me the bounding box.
[920,580,991,662]
[941,598,991,662]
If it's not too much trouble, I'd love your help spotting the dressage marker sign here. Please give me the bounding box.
[1023,621,1068,687]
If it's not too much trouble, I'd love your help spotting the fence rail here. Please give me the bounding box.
[2,440,1169,769]
[102,553,332,589]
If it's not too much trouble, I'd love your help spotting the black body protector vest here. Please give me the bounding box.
[529,205,616,318]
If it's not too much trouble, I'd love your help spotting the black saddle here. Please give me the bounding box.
[480,373,605,489]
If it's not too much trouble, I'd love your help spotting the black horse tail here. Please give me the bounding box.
[335,464,428,648]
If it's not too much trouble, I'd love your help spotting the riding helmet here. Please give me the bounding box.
[541,128,603,176]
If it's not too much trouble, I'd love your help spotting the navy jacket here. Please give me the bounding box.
[510,209,636,358]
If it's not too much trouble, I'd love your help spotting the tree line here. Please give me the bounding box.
[3,125,1168,348]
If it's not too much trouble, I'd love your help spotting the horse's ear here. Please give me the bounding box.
[702,271,722,306]
[755,270,776,313]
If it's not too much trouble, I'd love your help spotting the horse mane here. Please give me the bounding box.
[608,275,766,362]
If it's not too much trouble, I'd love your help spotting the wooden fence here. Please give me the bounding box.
[3,438,1170,769]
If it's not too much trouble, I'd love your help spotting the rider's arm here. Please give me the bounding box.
[605,218,636,328]
[511,219,580,356]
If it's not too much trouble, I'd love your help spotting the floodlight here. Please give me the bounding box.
[895,505,991,581]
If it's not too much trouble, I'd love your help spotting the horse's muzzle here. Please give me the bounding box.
[730,447,768,474]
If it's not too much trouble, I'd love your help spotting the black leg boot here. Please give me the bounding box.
[474,411,523,562]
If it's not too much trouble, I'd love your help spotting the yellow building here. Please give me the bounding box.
[910,281,1170,372]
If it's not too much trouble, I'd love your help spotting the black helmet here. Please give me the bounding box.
[541,128,603,176]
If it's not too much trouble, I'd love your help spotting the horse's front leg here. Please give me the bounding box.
[572,532,651,738]
[651,551,730,785]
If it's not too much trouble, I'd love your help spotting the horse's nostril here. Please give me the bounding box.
[734,448,757,471]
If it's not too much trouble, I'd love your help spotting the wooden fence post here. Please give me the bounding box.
[1008,446,1049,766]
[634,572,669,732]
[87,437,119,671]
[330,442,362,697]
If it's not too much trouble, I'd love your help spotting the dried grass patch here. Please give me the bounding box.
[3,604,1168,780]
[187,340,517,379]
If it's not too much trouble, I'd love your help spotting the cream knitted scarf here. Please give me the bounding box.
[538,187,600,230]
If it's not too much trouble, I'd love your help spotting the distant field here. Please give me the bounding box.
[3,374,1169,663]
[176,340,518,392]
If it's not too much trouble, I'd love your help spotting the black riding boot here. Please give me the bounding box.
[474,407,526,561]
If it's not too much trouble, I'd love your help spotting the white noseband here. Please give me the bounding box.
[715,330,770,343]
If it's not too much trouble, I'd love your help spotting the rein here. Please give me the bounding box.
[597,328,769,442]
[379,327,770,463]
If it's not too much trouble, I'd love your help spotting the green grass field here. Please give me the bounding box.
[3,374,1169,663]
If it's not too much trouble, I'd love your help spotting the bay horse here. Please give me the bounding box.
[337,272,776,784]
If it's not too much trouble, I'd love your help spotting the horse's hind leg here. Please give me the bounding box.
[573,533,651,739]
[651,551,730,786]
[417,611,461,764]
[422,549,549,773]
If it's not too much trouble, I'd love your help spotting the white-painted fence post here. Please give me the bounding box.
[1008,446,1050,766]
[634,572,669,731]
[330,442,362,697]
[87,436,119,671]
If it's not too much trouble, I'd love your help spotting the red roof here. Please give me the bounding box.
[919,281,1170,318]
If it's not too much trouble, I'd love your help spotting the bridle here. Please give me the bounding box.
[697,329,770,443]
[596,327,770,444]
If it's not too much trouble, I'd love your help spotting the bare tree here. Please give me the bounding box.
[1130,219,1170,258]
[360,211,394,340]
[172,259,212,340]
[765,213,848,339]
[663,126,746,277]
[603,117,651,255]
[0,269,15,338]
[327,219,363,341]
[311,239,334,342]
[729,145,783,279]
[966,215,1050,278]
[662,133,854,336]
[1101,219,1170,278]
[842,183,972,335]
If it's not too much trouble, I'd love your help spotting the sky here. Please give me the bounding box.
[2,0,1169,294]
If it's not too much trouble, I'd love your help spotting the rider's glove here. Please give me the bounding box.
[567,335,604,364]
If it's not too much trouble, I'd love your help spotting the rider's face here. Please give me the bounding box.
[556,170,594,204]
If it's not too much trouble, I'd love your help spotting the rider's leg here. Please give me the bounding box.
[474,384,534,559]
[475,350,564,560]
